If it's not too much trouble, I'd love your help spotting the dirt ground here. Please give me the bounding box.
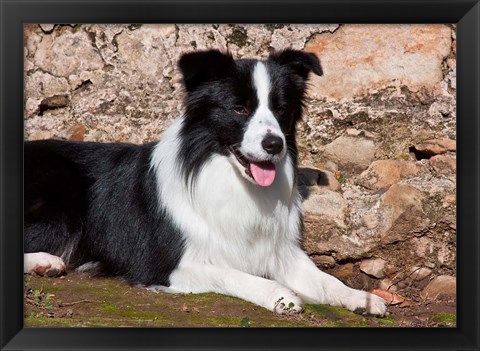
[24,273,456,328]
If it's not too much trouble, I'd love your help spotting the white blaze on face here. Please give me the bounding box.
[239,62,286,162]
[229,62,289,187]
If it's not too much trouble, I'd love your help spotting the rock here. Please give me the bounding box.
[33,29,104,77]
[436,243,456,267]
[427,96,456,120]
[39,24,55,33]
[302,188,354,259]
[323,134,375,174]
[382,184,424,220]
[357,160,425,190]
[421,275,456,300]
[379,279,397,292]
[68,125,87,141]
[383,264,401,278]
[324,161,339,173]
[442,194,456,208]
[311,255,336,268]
[319,170,341,192]
[409,266,432,281]
[362,214,379,229]
[380,184,427,244]
[25,98,42,117]
[429,154,456,177]
[345,128,375,139]
[270,24,338,51]
[411,237,435,258]
[25,71,71,102]
[305,24,452,99]
[29,131,54,140]
[332,263,354,282]
[302,188,351,258]
[298,167,340,192]
[398,300,412,308]
[359,258,386,278]
[40,95,70,113]
[303,188,347,227]
[414,138,456,157]
[371,289,405,305]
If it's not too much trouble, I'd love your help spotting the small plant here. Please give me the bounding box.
[24,275,31,286]
[334,171,346,184]
[44,293,54,309]
[273,297,298,314]
[32,289,42,301]
[240,317,250,327]
[26,287,55,309]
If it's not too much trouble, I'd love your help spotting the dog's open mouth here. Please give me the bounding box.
[229,147,276,187]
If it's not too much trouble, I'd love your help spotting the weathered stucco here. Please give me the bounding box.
[24,24,456,300]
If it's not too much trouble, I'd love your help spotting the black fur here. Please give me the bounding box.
[24,140,184,285]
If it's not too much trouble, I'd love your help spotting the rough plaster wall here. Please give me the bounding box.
[24,24,456,295]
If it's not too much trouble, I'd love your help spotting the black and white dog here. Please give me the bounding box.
[24,49,386,316]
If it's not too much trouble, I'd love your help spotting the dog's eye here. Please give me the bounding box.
[234,105,249,115]
[276,106,287,116]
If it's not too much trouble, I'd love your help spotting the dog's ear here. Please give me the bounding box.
[269,49,323,79]
[178,50,234,92]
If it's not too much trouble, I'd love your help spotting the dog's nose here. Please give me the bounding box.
[262,135,284,155]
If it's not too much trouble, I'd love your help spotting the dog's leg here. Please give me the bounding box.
[24,252,66,277]
[149,265,304,314]
[273,247,387,316]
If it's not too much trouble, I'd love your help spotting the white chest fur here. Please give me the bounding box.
[151,118,303,277]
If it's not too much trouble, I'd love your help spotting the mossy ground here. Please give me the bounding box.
[24,273,454,328]
[430,312,456,326]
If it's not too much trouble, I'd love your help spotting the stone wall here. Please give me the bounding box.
[24,24,456,301]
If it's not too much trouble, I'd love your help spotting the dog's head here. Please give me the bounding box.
[177,49,322,187]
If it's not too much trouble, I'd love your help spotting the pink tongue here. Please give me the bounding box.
[250,162,276,187]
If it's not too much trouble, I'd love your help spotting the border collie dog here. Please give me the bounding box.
[24,49,386,316]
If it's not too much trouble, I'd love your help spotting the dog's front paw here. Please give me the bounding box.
[24,252,66,277]
[344,290,387,317]
[271,290,304,315]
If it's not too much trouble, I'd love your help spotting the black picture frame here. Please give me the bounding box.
[1,0,479,350]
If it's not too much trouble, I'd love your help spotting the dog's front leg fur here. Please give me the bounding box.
[151,265,304,314]
[273,247,387,316]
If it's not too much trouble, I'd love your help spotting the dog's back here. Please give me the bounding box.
[24,140,184,285]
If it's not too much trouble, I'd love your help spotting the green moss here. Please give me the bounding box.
[376,314,395,326]
[99,303,166,321]
[303,304,392,327]
[304,304,357,320]
[24,274,407,328]
[100,303,120,313]
[431,313,456,326]
[25,316,153,328]
[323,319,369,327]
